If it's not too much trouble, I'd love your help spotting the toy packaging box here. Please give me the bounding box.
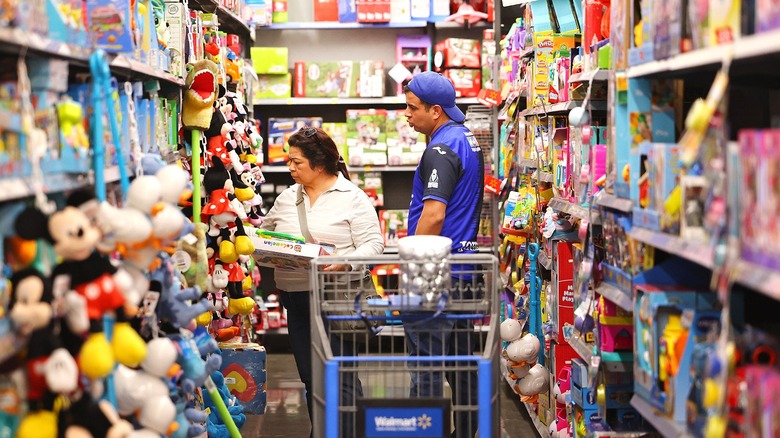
[551,241,576,344]
[314,0,340,21]
[346,109,388,166]
[86,0,135,53]
[266,117,323,165]
[293,61,385,98]
[443,68,481,98]
[379,209,409,247]
[321,122,349,160]
[531,33,576,107]
[165,1,188,78]
[219,342,268,415]
[386,109,425,165]
[357,0,391,22]
[350,171,384,207]
[254,74,292,99]
[251,47,289,75]
[434,38,481,70]
[250,235,333,271]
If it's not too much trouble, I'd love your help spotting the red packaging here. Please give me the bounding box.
[434,38,481,70]
[314,0,340,21]
[443,69,481,97]
[552,241,575,345]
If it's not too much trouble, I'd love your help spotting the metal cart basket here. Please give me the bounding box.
[310,253,500,438]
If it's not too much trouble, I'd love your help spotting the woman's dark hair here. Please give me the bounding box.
[287,127,350,180]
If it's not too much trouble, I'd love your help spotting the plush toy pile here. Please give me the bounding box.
[0,58,266,438]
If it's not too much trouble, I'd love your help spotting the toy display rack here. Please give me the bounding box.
[627,227,714,270]
[0,27,184,87]
[626,28,780,77]
[188,0,255,40]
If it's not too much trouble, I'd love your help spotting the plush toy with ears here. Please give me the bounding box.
[15,203,147,380]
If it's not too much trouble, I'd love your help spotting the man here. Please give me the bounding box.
[403,71,484,438]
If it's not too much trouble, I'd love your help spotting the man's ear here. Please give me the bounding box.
[432,104,445,120]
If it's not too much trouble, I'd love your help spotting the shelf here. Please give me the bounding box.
[570,336,595,362]
[110,55,185,86]
[520,100,607,117]
[0,27,184,86]
[260,165,418,173]
[596,282,633,312]
[538,249,552,271]
[253,96,480,106]
[732,259,780,300]
[627,227,714,270]
[626,28,780,78]
[0,172,91,202]
[260,21,428,30]
[569,69,610,83]
[518,158,539,169]
[629,395,691,438]
[188,0,254,40]
[595,192,633,213]
[256,327,289,336]
[548,197,599,222]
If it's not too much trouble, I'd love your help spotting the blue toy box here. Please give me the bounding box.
[219,342,268,415]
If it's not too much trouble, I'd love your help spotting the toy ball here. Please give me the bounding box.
[506,333,541,363]
[568,106,589,127]
[517,363,550,395]
[500,319,523,342]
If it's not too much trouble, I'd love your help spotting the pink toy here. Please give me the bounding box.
[600,324,634,352]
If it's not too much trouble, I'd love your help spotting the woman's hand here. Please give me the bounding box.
[322,264,351,272]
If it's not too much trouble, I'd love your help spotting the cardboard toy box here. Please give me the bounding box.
[442,68,481,98]
[266,117,323,165]
[321,122,349,160]
[346,109,388,166]
[386,109,425,166]
[434,38,481,70]
[350,171,384,207]
[293,60,385,98]
[531,33,576,107]
[379,209,409,247]
[251,47,289,75]
[254,73,292,99]
[250,235,332,270]
[219,342,267,415]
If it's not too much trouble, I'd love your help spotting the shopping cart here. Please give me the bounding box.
[310,253,500,438]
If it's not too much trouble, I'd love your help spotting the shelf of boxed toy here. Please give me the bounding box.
[629,395,692,438]
[626,28,780,78]
[519,100,608,117]
[0,27,185,87]
[256,21,494,31]
[627,227,714,270]
[188,0,255,40]
[260,165,419,173]
[252,97,482,106]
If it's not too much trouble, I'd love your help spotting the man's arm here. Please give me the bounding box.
[415,199,447,236]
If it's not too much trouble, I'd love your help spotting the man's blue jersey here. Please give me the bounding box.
[407,121,484,254]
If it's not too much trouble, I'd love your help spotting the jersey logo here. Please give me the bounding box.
[427,169,439,189]
[432,146,447,155]
[465,133,480,152]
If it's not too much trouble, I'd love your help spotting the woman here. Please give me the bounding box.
[260,126,384,437]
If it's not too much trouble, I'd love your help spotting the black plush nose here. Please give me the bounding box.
[77,228,84,238]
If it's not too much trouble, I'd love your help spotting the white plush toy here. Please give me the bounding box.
[517,363,550,396]
[500,318,523,342]
[114,338,178,435]
[505,333,541,363]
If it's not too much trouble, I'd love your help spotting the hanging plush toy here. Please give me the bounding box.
[182,59,219,130]
[15,203,148,379]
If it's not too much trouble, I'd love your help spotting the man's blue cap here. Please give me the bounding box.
[407,72,466,123]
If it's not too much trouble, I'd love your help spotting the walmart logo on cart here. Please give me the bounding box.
[365,407,444,437]
[374,413,432,431]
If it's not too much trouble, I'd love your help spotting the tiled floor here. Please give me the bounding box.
[242,352,540,437]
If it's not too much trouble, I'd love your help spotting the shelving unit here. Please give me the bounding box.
[520,100,607,117]
[188,0,255,40]
[596,282,632,312]
[629,396,691,437]
[253,97,481,106]
[627,227,714,270]
[569,69,610,83]
[260,165,418,173]
[523,401,552,438]
[731,260,780,300]
[259,21,429,30]
[626,28,780,78]
[549,197,599,222]
[595,192,633,213]
[570,336,595,362]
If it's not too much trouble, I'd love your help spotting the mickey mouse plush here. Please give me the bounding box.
[15,201,148,379]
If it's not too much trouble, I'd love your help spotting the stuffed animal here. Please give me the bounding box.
[15,204,147,379]
[9,267,80,438]
[171,399,208,438]
[114,337,179,436]
[57,392,135,438]
[152,255,213,330]
[202,370,246,438]
[182,59,219,130]
[175,327,223,394]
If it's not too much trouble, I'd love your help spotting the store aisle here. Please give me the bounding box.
[242,352,540,438]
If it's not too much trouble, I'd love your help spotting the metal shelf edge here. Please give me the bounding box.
[628,227,714,270]
[629,395,691,438]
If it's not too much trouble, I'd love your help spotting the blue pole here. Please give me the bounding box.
[325,361,339,438]
[477,359,492,438]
